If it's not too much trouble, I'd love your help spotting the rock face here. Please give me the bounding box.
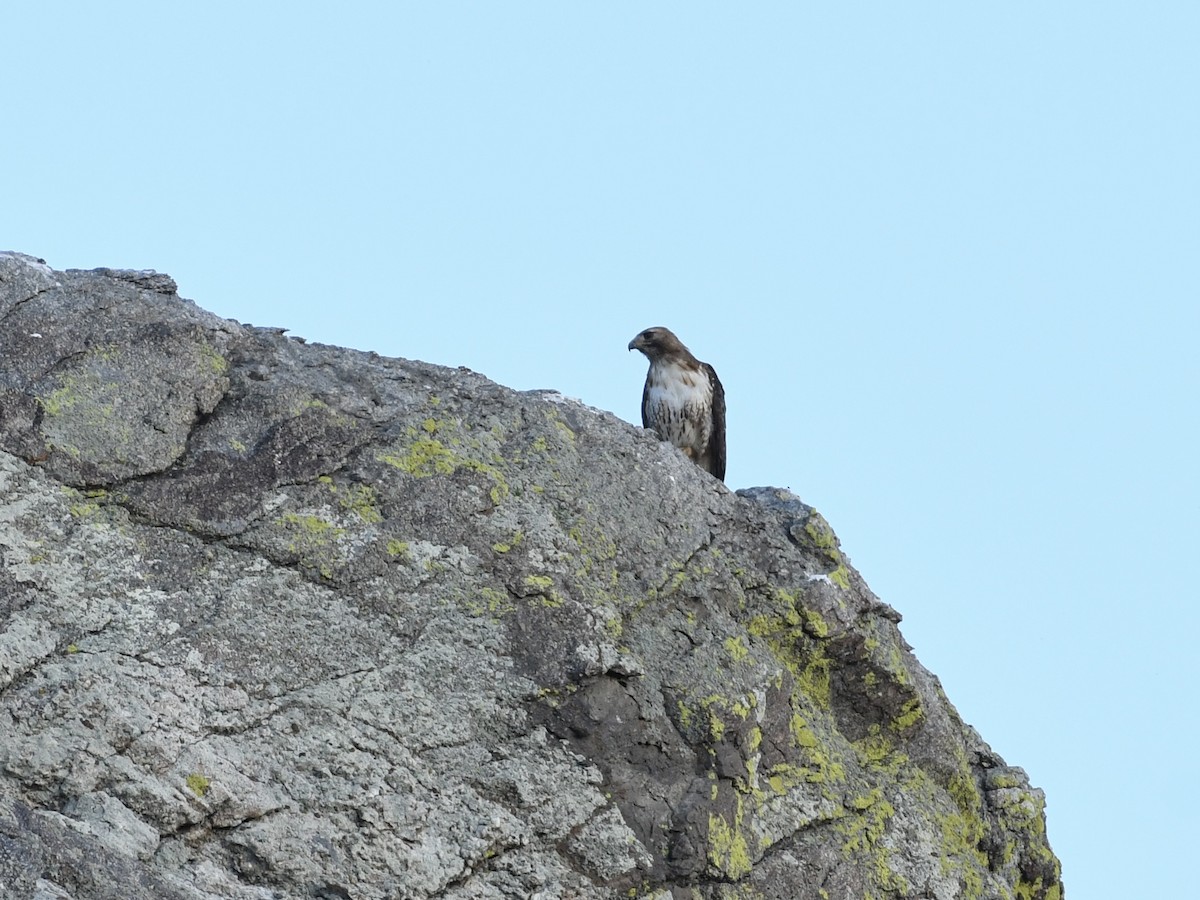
[0,252,1062,900]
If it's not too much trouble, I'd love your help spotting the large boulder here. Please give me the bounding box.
[0,252,1061,899]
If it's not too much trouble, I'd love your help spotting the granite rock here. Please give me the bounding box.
[0,252,1062,899]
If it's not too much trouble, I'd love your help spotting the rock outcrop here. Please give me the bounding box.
[0,252,1062,899]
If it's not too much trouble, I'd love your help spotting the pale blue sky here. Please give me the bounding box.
[7,4,1199,896]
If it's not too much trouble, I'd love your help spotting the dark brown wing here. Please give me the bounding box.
[640,371,653,430]
[703,362,726,481]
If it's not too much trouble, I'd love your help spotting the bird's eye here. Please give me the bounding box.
[642,330,655,340]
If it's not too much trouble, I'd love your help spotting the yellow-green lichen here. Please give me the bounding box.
[937,805,987,896]
[990,772,1024,790]
[291,397,342,418]
[37,368,125,461]
[746,726,763,754]
[765,761,821,795]
[724,635,750,663]
[522,574,563,607]
[948,769,982,821]
[888,760,988,898]
[378,433,510,505]
[730,695,755,719]
[829,565,851,589]
[886,644,912,686]
[688,693,760,749]
[63,488,111,520]
[550,415,576,444]
[333,483,383,524]
[185,773,211,797]
[805,514,852,588]
[198,341,228,375]
[766,770,789,795]
[492,530,524,553]
[853,725,910,776]
[386,539,410,559]
[747,590,833,708]
[1015,880,1061,900]
[989,784,1054,864]
[277,513,345,579]
[707,708,726,741]
[677,699,694,731]
[707,794,753,880]
[568,522,618,570]
[39,380,83,418]
[464,587,515,618]
[805,514,840,555]
[69,499,102,518]
[661,570,687,595]
[839,788,907,894]
[802,607,830,637]
[278,513,341,537]
[890,697,925,732]
[379,439,458,476]
[603,613,624,639]
[796,653,832,709]
[38,344,122,420]
[787,715,847,784]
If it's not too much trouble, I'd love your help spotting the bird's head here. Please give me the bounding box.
[628,326,687,361]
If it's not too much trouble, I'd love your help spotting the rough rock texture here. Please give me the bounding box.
[0,252,1063,900]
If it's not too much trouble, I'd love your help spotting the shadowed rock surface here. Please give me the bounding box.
[0,252,1062,899]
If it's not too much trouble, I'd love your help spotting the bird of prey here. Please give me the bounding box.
[628,326,726,481]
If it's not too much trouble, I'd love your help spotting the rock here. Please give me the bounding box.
[0,252,1063,899]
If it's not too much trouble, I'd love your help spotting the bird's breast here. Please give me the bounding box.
[645,364,713,452]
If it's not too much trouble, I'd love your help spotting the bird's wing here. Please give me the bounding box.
[704,362,726,481]
[640,371,653,429]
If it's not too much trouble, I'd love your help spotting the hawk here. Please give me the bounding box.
[628,326,726,481]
